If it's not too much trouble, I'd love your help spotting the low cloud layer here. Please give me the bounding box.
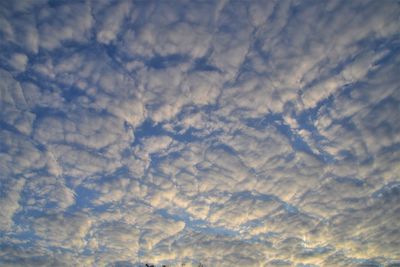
[1,0,399,266]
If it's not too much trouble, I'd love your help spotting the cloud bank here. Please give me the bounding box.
[0,0,399,266]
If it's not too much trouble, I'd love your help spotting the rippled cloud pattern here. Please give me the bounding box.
[1,0,400,266]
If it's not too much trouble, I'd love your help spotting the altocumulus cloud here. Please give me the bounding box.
[0,0,400,266]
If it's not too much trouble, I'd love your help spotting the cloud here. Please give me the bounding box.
[9,53,28,71]
[89,221,140,264]
[37,2,93,50]
[33,212,91,250]
[95,1,133,45]
[121,1,217,58]
[0,178,25,231]
[0,0,399,266]
[140,215,185,251]
[24,175,75,212]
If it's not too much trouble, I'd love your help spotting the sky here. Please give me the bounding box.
[0,0,399,266]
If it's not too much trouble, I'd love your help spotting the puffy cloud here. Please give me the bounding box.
[32,213,92,250]
[0,178,25,231]
[0,129,45,177]
[37,2,93,50]
[140,216,185,251]
[121,1,217,58]
[9,53,28,72]
[89,221,140,264]
[0,0,399,266]
[95,1,133,44]
[24,175,75,212]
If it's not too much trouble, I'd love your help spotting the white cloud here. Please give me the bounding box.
[89,222,140,264]
[0,178,25,231]
[38,3,93,50]
[33,213,92,250]
[24,175,75,212]
[0,71,36,134]
[95,1,132,44]
[1,0,399,266]
[140,216,185,251]
[9,53,28,71]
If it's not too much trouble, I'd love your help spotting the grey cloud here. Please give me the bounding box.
[0,243,86,267]
[0,0,399,266]
[0,178,25,231]
[38,2,93,50]
[89,222,140,264]
[33,212,92,250]
[95,1,133,45]
[8,53,28,72]
[24,175,75,212]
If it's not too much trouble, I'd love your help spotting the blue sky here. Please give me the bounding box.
[0,0,399,266]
